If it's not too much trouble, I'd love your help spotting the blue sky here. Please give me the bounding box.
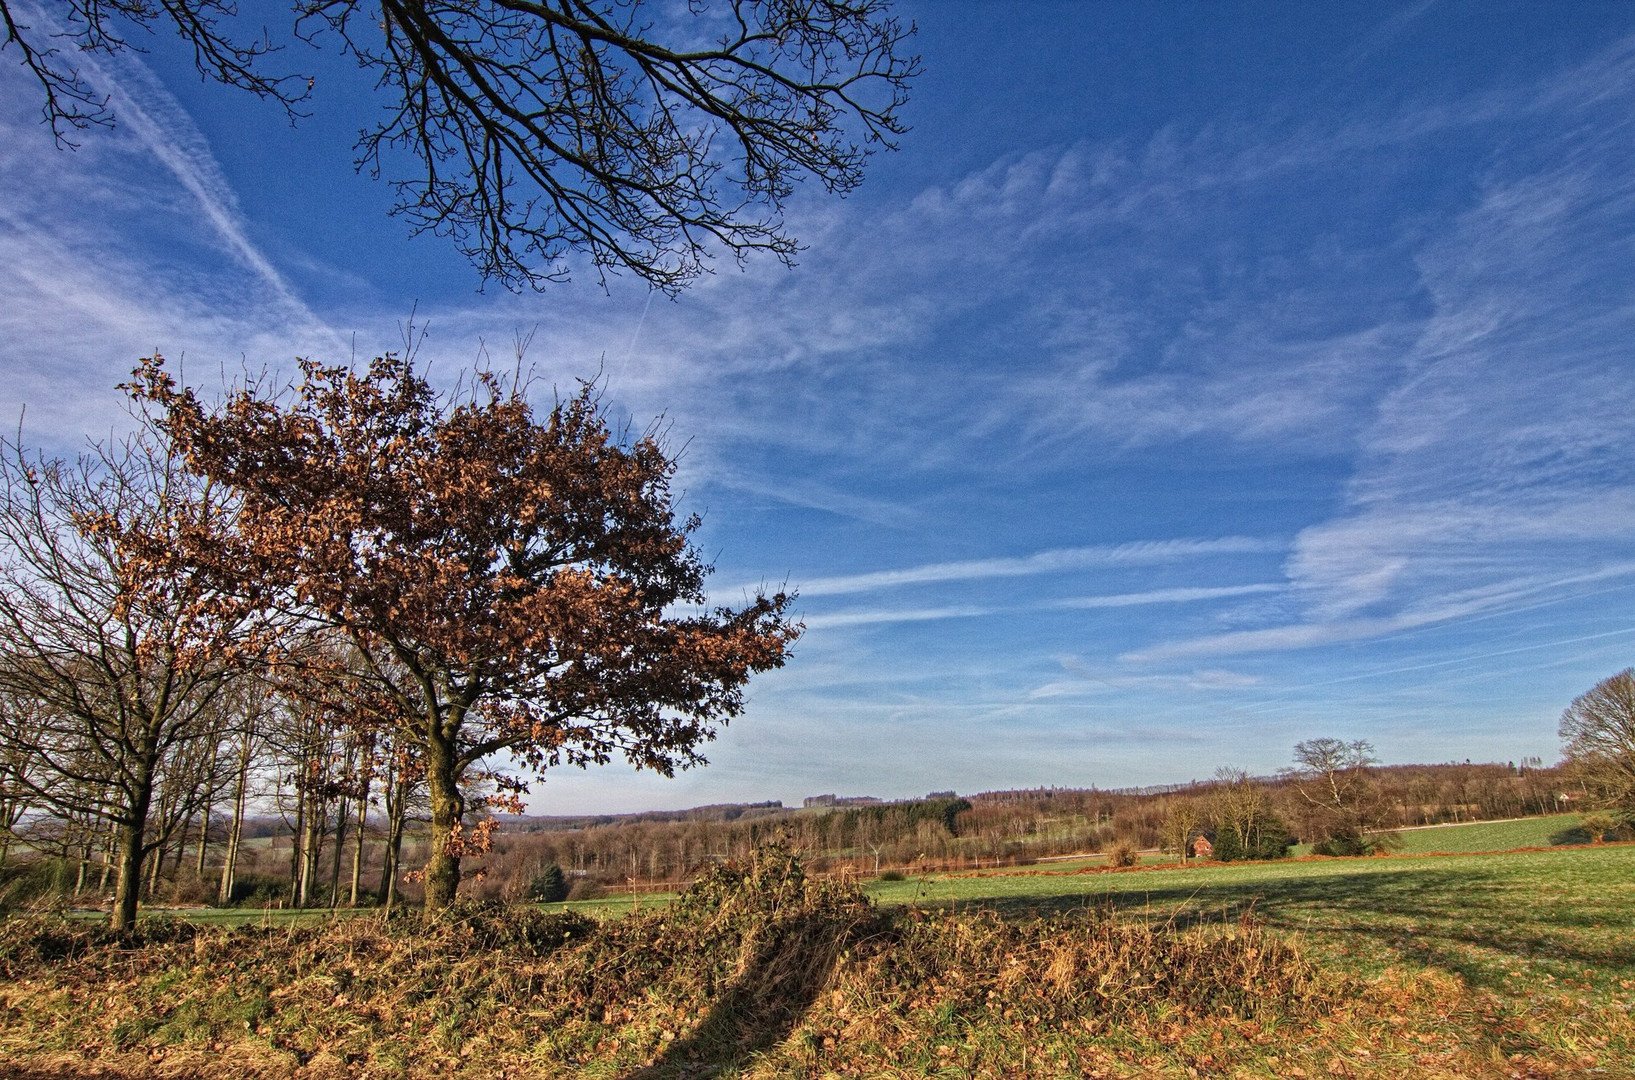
[4,2,1634,813]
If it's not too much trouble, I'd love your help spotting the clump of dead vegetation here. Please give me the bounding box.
[0,845,1595,1079]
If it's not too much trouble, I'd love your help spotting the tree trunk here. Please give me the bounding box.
[383,811,403,910]
[194,809,211,878]
[73,816,94,893]
[194,739,221,878]
[423,732,464,909]
[296,799,311,907]
[171,811,191,877]
[327,796,349,909]
[97,817,116,892]
[145,827,165,898]
[381,764,407,910]
[349,738,373,906]
[111,802,149,932]
[218,735,251,906]
[297,794,323,907]
[349,799,368,906]
[287,777,305,899]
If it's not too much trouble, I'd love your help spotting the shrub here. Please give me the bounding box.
[566,877,606,901]
[0,859,74,914]
[1108,842,1139,868]
[1213,816,1294,862]
[227,873,290,908]
[154,872,215,906]
[1551,815,1631,846]
[1365,829,1404,854]
[526,864,570,903]
[1312,835,1368,857]
[877,869,905,882]
[1579,812,1622,844]
[1549,825,1592,846]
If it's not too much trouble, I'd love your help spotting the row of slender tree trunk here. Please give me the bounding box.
[0,672,428,918]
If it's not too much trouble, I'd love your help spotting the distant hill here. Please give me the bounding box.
[503,800,789,832]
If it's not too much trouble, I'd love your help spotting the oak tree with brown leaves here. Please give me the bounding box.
[130,353,798,908]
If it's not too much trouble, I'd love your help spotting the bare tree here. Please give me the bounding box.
[5,0,917,292]
[215,710,261,906]
[1,0,302,140]
[0,692,47,867]
[1158,799,1201,862]
[1287,737,1393,853]
[1208,768,1290,862]
[1560,668,1635,821]
[347,726,377,906]
[0,428,269,928]
[264,688,355,908]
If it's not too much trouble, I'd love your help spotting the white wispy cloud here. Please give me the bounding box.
[220,30,1613,514]
[0,35,342,446]
[1048,583,1280,610]
[798,581,1281,632]
[1110,36,1635,664]
[707,471,924,529]
[1122,616,1418,664]
[800,605,996,630]
[84,60,305,313]
[1123,564,1635,663]
[387,98,1474,491]
[1028,666,1263,700]
[791,537,1279,597]
[1274,104,1635,622]
[1246,624,1635,702]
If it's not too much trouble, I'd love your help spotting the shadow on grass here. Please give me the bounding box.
[619,908,872,1080]
[912,863,1635,995]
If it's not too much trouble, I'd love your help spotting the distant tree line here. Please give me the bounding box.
[429,755,1572,900]
[0,715,1588,911]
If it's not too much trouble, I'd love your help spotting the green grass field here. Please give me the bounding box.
[863,841,1635,1002]
[1279,812,1585,856]
[1390,813,1584,854]
[132,905,357,927]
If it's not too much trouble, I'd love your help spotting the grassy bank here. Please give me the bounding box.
[865,843,1635,994]
[2,843,1631,1078]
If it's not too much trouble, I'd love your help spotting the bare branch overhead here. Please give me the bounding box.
[3,0,918,290]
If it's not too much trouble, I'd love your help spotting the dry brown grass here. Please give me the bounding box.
[0,846,1624,1079]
